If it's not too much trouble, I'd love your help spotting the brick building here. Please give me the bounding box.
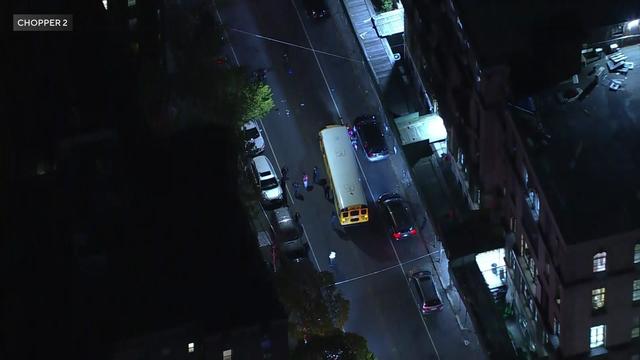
[402,0,640,358]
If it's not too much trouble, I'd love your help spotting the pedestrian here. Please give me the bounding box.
[312,166,319,184]
[330,211,345,237]
[302,173,309,190]
[281,166,289,181]
[330,211,340,230]
[323,184,331,200]
[292,181,302,200]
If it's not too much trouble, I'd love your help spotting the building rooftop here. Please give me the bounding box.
[452,0,640,94]
[513,43,640,243]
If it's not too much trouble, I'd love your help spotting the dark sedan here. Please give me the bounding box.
[354,115,390,161]
[378,193,417,240]
[411,271,444,314]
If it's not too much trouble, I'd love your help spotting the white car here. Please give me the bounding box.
[251,155,284,206]
[241,120,265,155]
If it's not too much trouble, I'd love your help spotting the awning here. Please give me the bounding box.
[372,8,405,37]
[394,112,447,146]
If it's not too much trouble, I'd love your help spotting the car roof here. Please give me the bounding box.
[271,207,301,241]
[413,272,439,301]
[356,121,386,152]
[252,155,273,174]
[383,197,413,230]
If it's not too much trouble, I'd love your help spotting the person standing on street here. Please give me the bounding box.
[312,166,319,184]
[292,182,303,200]
[302,173,310,190]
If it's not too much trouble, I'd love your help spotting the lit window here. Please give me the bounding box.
[632,317,640,339]
[590,325,606,349]
[593,252,607,272]
[634,243,640,264]
[187,342,195,353]
[223,349,232,360]
[592,288,605,310]
[634,280,640,302]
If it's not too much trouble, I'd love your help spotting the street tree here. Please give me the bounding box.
[292,330,377,360]
[240,80,275,123]
[275,263,349,340]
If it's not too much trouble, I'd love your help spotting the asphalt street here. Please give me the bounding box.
[216,0,486,358]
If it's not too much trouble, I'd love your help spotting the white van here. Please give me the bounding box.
[250,155,284,206]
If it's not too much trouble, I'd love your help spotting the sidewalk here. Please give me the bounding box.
[340,0,396,85]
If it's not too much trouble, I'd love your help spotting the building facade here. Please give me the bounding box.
[403,0,640,358]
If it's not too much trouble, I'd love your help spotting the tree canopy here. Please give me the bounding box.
[292,330,376,360]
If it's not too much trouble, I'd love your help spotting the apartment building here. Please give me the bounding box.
[403,0,640,358]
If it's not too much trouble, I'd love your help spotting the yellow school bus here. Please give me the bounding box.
[319,125,369,225]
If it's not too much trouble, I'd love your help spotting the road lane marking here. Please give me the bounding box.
[212,1,239,65]
[288,0,342,118]
[333,250,440,286]
[387,236,441,360]
[302,225,322,271]
[342,72,442,360]
[228,27,363,63]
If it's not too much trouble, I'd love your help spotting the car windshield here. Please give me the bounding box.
[261,177,279,189]
[387,201,412,231]
[357,121,386,153]
[243,127,260,141]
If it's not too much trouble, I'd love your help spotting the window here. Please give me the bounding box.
[223,349,232,360]
[593,252,607,273]
[527,189,541,221]
[635,243,640,264]
[632,317,640,339]
[187,342,195,353]
[128,0,136,6]
[590,325,606,348]
[634,280,640,302]
[592,288,606,310]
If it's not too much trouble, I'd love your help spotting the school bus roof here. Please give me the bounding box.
[319,126,367,210]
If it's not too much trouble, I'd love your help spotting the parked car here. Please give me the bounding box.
[410,271,444,314]
[250,155,284,206]
[354,115,391,161]
[269,207,308,262]
[241,120,265,155]
[302,0,329,19]
[378,193,417,240]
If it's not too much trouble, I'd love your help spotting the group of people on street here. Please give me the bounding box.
[282,165,332,202]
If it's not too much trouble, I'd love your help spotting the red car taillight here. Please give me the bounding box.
[409,228,417,235]
[392,232,402,240]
